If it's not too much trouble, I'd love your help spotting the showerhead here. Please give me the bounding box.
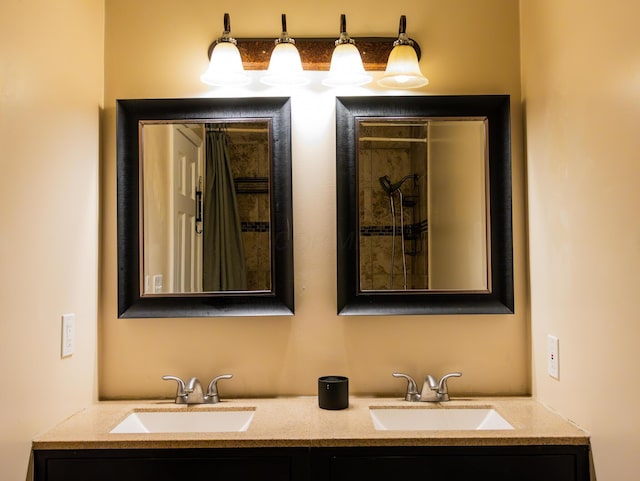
[379,175,394,194]
[379,174,419,195]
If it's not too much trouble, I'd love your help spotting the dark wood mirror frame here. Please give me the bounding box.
[336,95,514,315]
[117,97,294,317]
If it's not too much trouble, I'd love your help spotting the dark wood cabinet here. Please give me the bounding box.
[310,445,591,481]
[34,444,590,481]
[34,447,309,481]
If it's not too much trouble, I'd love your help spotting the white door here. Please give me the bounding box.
[170,125,204,293]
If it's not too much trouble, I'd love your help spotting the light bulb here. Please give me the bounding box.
[200,13,250,87]
[201,41,250,87]
[323,14,371,87]
[260,14,309,87]
[378,15,428,89]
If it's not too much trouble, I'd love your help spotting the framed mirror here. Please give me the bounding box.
[117,97,293,317]
[336,95,513,315]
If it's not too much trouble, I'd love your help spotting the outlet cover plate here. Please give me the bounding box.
[547,334,559,379]
[61,313,75,358]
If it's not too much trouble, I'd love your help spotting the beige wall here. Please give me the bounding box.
[520,0,640,479]
[101,0,527,399]
[0,1,104,479]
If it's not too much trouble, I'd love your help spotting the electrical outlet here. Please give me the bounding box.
[61,313,75,358]
[547,335,559,379]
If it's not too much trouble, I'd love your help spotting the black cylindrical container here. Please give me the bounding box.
[318,376,349,410]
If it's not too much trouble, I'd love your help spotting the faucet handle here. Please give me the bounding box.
[436,372,462,401]
[392,373,420,401]
[205,374,233,404]
[162,375,188,402]
[438,372,462,390]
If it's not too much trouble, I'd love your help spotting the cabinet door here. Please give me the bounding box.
[311,446,590,481]
[35,448,309,481]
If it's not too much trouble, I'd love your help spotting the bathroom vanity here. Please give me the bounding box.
[32,397,590,481]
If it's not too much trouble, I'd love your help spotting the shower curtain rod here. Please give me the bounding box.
[226,128,268,133]
[360,122,428,127]
[205,127,268,133]
[359,137,427,143]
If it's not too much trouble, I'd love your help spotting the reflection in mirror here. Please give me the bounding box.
[336,95,513,315]
[142,121,272,294]
[358,118,489,292]
[117,97,293,318]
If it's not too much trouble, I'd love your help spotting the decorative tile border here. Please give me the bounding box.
[360,220,427,238]
[241,221,270,233]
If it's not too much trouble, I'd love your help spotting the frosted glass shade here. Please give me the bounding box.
[261,42,309,86]
[200,41,251,87]
[378,44,428,89]
[323,43,372,87]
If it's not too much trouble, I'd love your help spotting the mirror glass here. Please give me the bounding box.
[358,118,489,292]
[141,120,272,294]
[117,98,293,318]
[336,96,513,315]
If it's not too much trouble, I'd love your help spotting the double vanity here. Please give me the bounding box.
[76,94,589,480]
[33,396,590,481]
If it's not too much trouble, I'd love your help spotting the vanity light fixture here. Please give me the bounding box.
[322,14,372,87]
[200,13,251,87]
[260,14,309,87]
[200,14,424,88]
[378,15,429,89]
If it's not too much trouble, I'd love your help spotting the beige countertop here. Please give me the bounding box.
[32,396,589,450]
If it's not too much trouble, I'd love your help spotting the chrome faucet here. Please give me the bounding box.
[393,372,462,402]
[162,374,233,404]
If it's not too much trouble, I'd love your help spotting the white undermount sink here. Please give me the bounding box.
[110,408,255,434]
[370,407,514,431]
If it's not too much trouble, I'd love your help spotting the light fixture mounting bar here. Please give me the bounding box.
[207,37,421,71]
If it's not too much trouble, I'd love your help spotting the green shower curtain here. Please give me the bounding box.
[203,129,247,291]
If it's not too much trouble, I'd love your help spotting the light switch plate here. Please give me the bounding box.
[61,313,75,358]
[153,274,163,293]
[547,334,559,379]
